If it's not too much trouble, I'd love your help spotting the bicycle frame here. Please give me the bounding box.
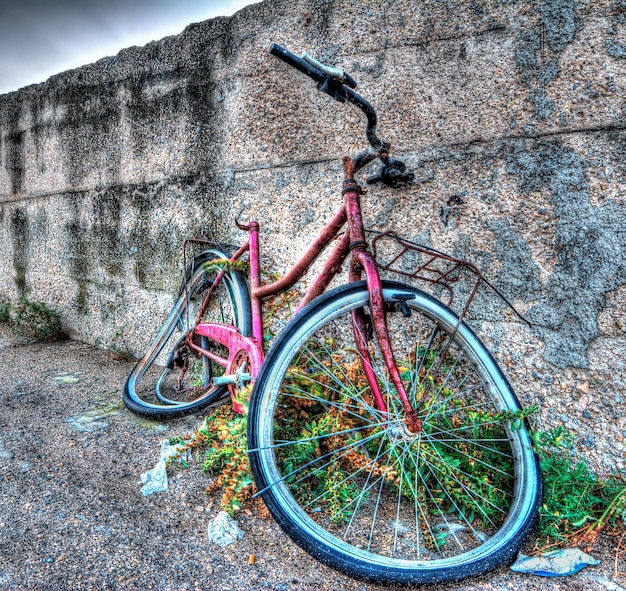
[120,44,542,586]
[186,158,421,431]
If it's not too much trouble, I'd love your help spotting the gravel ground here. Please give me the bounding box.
[0,326,624,591]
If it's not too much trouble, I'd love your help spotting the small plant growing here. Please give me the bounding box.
[532,426,626,551]
[169,405,255,516]
[107,324,135,361]
[12,298,62,341]
[0,294,11,323]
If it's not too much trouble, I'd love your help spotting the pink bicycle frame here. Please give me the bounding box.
[187,158,421,431]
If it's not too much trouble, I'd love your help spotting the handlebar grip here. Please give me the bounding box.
[269,43,325,84]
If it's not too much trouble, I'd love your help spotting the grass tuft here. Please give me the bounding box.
[0,295,63,341]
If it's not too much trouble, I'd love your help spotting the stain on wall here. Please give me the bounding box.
[6,119,25,196]
[93,190,124,279]
[10,207,29,296]
[65,194,94,313]
[507,138,626,367]
[514,0,579,124]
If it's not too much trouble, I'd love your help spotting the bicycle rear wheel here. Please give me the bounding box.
[248,281,540,586]
[124,246,251,419]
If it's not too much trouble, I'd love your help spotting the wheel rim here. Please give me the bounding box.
[252,285,537,572]
[127,254,245,410]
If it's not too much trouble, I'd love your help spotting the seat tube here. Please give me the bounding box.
[248,221,264,345]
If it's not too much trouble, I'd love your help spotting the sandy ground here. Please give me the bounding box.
[0,326,624,591]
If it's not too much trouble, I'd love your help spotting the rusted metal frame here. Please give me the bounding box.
[348,270,389,416]
[343,180,421,433]
[297,230,351,310]
[246,221,265,345]
[185,340,229,367]
[190,322,266,415]
[350,305,388,413]
[251,205,348,302]
[355,248,421,433]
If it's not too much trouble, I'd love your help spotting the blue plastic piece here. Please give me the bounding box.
[511,549,601,577]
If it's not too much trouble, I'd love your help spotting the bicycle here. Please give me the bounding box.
[124,43,541,586]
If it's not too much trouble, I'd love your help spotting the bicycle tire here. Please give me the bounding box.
[248,281,540,586]
[124,246,251,419]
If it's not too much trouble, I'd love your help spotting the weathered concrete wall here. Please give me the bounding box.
[1,0,625,469]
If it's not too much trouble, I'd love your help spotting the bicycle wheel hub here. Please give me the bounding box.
[388,421,419,442]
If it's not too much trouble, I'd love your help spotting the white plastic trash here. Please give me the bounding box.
[207,511,245,547]
[139,439,188,496]
[511,548,601,577]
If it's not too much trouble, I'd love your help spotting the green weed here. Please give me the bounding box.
[106,324,135,361]
[532,426,626,550]
[11,298,62,341]
[165,342,624,555]
[0,294,11,323]
[169,406,255,517]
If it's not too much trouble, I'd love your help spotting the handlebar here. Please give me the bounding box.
[269,43,386,152]
[269,43,414,186]
[269,43,327,86]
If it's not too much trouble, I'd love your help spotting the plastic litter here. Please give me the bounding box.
[511,548,601,577]
[139,439,189,496]
[207,511,245,547]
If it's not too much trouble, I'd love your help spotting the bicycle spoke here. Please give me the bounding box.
[249,420,388,453]
[281,378,383,423]
[420,443,512,509]
[421,441,508,526]
[422,426,514,460]
[304,438,392,514]
[255,428,387,498]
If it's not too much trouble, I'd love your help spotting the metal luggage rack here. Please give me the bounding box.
[368,230,494,324]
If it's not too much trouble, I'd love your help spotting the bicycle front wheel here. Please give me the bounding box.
[248,281,540,586]
[124,246,251,419]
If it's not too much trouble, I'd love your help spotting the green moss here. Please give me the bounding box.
[0,296,63,341]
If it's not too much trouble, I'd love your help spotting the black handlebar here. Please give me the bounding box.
[269,43,414,186]
[269,43,387,153]
[269,43,326,86]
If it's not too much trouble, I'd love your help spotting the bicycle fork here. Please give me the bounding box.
[343,179,422,434]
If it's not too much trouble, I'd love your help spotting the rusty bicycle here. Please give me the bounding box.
[124,44,541,586]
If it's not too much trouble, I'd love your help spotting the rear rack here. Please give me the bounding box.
[369,229,528,328]
[369,230,483,321]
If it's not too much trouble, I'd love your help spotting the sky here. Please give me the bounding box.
[0,0,255,95]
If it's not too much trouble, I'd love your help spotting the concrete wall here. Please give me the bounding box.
[1,0,625,469]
